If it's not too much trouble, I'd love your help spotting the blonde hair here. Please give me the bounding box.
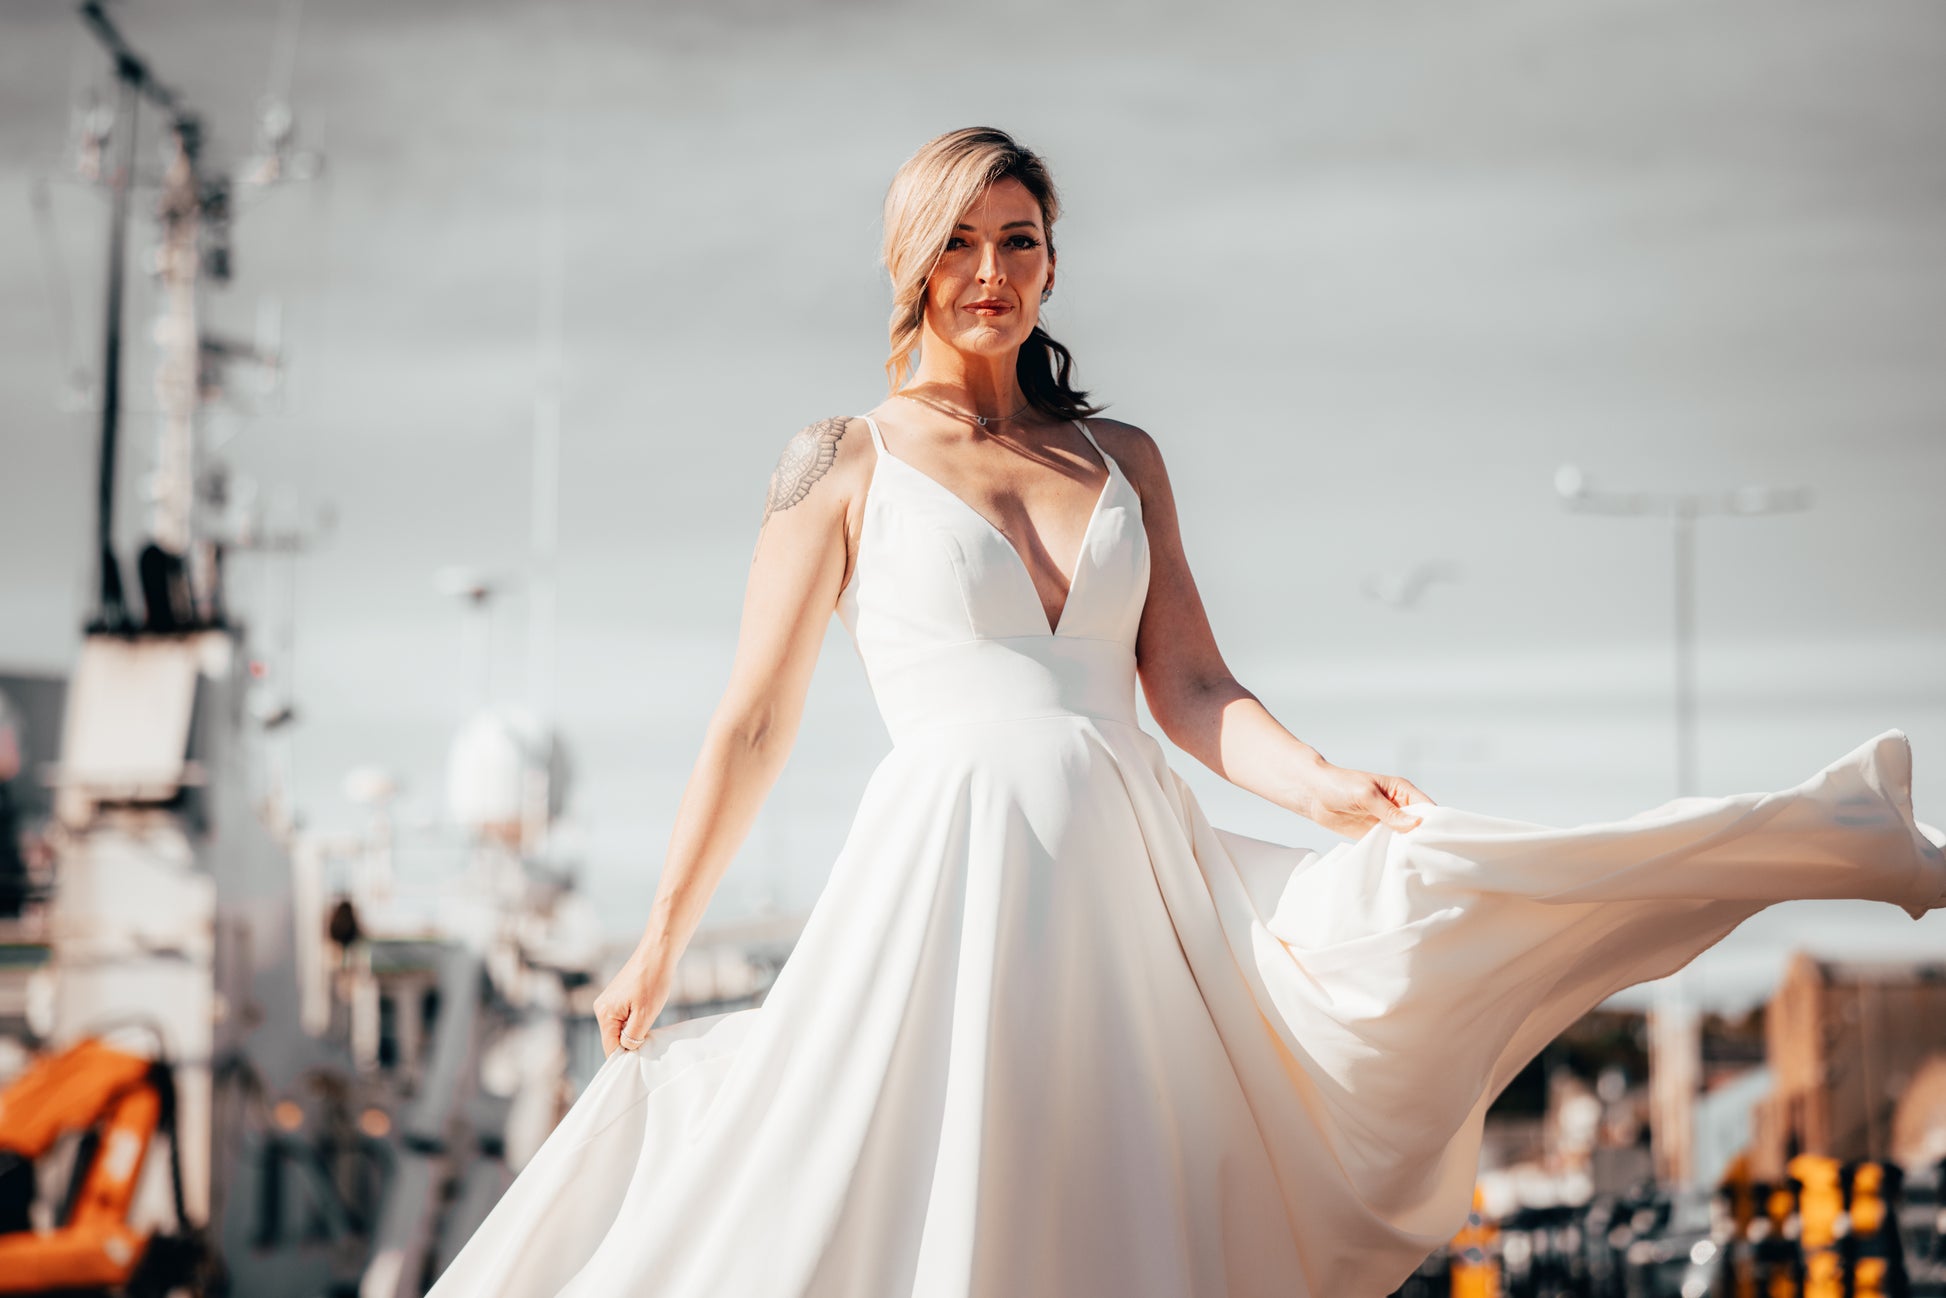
[880,127,1105,419]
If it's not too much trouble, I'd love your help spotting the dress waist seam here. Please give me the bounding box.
[890,709,1143,744]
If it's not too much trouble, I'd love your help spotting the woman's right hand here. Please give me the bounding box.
[590,416,861,1061]
[593,941,675,1058]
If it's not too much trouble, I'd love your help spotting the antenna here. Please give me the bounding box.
[523,151,567,856]
[71,0,320,637]
[239,0,323,189]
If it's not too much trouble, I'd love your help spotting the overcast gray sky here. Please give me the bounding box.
[3,0,1943,1010]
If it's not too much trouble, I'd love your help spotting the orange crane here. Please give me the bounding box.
[0,1037,216,1295]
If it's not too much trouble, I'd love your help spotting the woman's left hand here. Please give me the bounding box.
[1303,763,1435,839]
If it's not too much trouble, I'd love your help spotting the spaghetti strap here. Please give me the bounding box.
[1071,418,1118,480]
[1071,417,1106,460]
[858,413,888,455]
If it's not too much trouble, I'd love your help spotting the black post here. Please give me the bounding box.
[87,58,140,635]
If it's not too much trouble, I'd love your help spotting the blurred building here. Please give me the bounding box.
[1752,951,1946,1178]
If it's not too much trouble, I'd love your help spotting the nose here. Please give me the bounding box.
[977,239,1003,285]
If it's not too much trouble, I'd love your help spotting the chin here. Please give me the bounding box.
[952,327,1028,355]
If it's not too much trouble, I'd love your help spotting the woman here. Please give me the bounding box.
[427,127,1945,1297]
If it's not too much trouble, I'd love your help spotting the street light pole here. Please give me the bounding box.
[1554,465,1810,1188]
[1553,467,1812,800]
[1673,501,1695,798]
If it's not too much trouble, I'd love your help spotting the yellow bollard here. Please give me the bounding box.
[1788,1154,1843,1253]
[1850,1161,1885,1237]
[1803,1246,1842,1298]
[1449,1183,1501,1298]
[1843,1160,1906,1298]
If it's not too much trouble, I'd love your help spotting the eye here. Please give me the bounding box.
[1008,235,1042,249]
[944,236,967,250]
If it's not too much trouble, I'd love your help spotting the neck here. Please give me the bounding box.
[903,339,1028,421]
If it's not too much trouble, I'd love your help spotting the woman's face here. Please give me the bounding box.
[922,176,1054,361]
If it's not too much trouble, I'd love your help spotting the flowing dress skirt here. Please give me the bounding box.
[426,723,1945,1297]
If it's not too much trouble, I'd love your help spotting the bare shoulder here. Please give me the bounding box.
[1081,416,1170,499]
[757,413,874,532]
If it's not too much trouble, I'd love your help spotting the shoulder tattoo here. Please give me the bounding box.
[759,415,850,531]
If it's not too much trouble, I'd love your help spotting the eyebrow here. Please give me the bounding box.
[954,220,1040,231]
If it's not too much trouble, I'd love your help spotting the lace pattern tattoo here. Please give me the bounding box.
[757,414,851,547]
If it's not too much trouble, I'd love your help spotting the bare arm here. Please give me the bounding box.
[595,414,864,1055]
[1101,419,1431,839]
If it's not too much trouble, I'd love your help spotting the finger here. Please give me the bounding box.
[1376,790,1422,831]
[599,1006,624,1058]
[617,1008,653,1053]
[1397,779,1437,808]
[1377,773,1424,805]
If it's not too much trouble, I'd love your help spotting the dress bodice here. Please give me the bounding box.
[836,414,1152,745]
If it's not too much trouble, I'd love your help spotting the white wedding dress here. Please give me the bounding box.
[426,414,1946,1297]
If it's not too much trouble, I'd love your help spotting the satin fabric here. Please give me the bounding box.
[426,413,1946,1297]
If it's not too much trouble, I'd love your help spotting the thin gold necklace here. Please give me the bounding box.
[895,390,1032,429]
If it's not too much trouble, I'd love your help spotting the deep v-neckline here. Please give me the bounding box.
[861,414,1116,637]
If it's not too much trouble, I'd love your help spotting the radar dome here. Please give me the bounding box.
[445,706,572,835]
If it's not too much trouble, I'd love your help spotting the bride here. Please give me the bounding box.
[426,126,1945,1297]
[594,135,1434,1062]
